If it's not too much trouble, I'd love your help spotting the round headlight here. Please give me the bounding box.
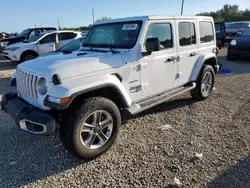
[230,39,237,46]
[37,77,48,95]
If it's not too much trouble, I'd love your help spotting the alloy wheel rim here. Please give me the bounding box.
[80,110,113,149]
[201,72,213,94]
[25,54,35,60]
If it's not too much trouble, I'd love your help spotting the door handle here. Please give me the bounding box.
[49,45,54,47]
[190,52,198,57]
[166,56,177,62]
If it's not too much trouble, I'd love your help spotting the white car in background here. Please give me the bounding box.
[3,30,81,63]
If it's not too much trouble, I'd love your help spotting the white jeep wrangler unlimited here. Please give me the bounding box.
[1,16,219,159]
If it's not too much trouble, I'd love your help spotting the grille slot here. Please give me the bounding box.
[16,69,38,101]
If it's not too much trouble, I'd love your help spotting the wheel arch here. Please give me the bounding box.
[190,54,218,81]
[45,74,132,111]
[70,84,130,110]
[20,50,39,61]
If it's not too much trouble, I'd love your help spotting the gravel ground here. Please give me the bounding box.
[1,48,250,188]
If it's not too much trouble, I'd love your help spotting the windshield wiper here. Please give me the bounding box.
[99,44,119,53]
[81,43,119,53]
[83,43,93,50]
[106,44,115,53]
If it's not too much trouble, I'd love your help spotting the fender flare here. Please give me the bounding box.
[189,53,217,81]
[45,74,132,110]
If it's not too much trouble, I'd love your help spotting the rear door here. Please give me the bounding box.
[37,33,57,55]
[176,20,199,86]
[56,32,77,49]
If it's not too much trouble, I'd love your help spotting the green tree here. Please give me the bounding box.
[197,4,250,22]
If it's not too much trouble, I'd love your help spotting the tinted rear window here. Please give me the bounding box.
[199,21,214,43]
[178,22,196,46]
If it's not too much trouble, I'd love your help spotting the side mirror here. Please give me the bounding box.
[145,38,160,52]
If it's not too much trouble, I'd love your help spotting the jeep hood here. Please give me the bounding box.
[18,51,125,80]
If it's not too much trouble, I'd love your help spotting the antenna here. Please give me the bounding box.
[181,0,185,15]
[92,8,95,23]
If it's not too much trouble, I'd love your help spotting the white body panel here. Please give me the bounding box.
[38,42,56,55]
[14,15,218,111]
[56,39,71,49]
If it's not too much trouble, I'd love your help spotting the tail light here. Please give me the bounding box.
[237,28,245,33]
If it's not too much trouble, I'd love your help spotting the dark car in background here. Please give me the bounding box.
[225,21,250,42]
[227,28,250,61]
[0,27,57,52]
[215,22,226,49]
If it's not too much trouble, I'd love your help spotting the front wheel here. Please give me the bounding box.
[190,64,215,100]
[60,97,121,160]
[20,52,37,63]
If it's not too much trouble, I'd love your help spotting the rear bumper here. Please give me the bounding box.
[1,93,56,135]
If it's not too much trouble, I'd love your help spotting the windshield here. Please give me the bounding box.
[241,28,250,37]
[83,21,142,49]
[23,34,42,43]
[59,37,85,52]
[227,23,249,29]
[19,29,30,36]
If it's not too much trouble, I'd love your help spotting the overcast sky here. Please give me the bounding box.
[1,0,250,33]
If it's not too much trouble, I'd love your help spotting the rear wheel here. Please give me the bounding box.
[190,65,215,100]
[60,97,121,160]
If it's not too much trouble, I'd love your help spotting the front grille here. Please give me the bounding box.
[16,69,38,101]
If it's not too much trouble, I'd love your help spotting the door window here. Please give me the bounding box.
[178,22,196,46]
[145,23,172,49]
[58,32,77,41]
[199,21,214,43]
[40,33,56,43]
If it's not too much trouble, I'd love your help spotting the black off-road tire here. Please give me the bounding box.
[190,64,215,101]
[60,97,121,160]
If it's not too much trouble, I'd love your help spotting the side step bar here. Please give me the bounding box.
[128,82,196,115]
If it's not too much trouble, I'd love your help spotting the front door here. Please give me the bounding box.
[139,21,178,98]
[56,32,77,49]
[37,33,57,55]
[176,20,199,86]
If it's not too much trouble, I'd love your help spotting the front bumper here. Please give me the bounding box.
[1,93,56,135]
[2,51,19,62]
